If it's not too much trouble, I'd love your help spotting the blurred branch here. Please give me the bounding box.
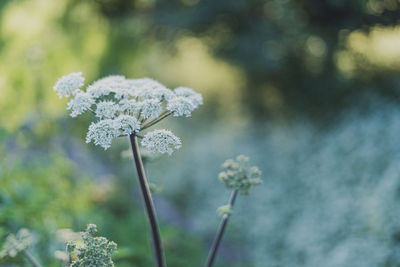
[22,250,43,267]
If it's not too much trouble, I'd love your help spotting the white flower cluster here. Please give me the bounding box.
[54,72,202,152]
[142,129,182,155]
[53,72,85,98]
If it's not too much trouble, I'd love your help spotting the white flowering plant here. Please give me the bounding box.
[54,72,202,267]
[53,72,202,151]
[54,72,261,267]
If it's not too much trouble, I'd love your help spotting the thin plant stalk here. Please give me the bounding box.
[129,134,167,267]
[22,250,43,267]
[141,112,172,130]
[205,189,239,267]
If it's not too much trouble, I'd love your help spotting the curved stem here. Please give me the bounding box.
[22,250,42,267]
[129,134,167,267]
[141,112,172,131]
[205,190,238,267]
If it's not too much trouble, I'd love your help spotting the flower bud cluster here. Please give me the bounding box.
[218,155,262,194]
[54,73,202,152]
[67,224,117,267]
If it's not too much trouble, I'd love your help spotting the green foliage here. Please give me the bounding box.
[0,124,206,266]
[143,0,400,119]
[0,142,96,265]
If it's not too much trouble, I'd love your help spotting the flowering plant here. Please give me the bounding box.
[54,72,202,267]
[54,72,202,151]
[53,72,261,267]
[206,155,262,267]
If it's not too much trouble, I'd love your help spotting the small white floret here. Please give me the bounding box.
[166,96,195,117]
[116,115,141,135]
[67,90,94,117]
[87,75,126,98]
[95,101,119,119]
[85,119,120,150]
[131,78,173,100]
[141,129,182,155]
[118,98,140,115]
[53,72,85,98]
[174,87,203,108]
[138,99,163,119]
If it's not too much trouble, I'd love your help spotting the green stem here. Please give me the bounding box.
[129,134,167,267]
[141,112,172,131]
[205,189,238,267]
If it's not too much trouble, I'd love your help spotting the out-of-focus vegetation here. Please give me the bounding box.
[1,0,400,266]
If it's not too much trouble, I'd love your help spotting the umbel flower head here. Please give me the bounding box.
[67,224,117,267]
[0,229,34,258]
[54,73,203,153]
[218,155,262,194]
[142,129,182,155]
[53,72,85,99]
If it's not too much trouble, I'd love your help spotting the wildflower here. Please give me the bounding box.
[218,155,262,194]
[67,224,117,267]
[166,96,196,117]
[54,72,85,98]
[67,90,94,117]
[0,229,34,258]
[54,73,202,151]
[142,129,182,155]
[95,101,119,119]
[54,73,203,267]
[86,119,120,150]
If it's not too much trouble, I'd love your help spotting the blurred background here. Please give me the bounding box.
[1,0,400,266]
